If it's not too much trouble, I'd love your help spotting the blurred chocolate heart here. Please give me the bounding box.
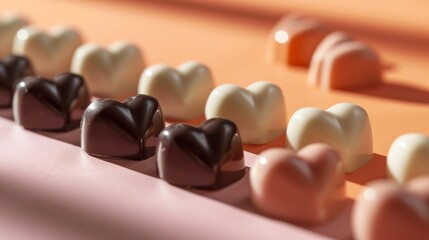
[13,73,90,130]
[157,118,245,189]
[81,95,165,160]
[0,55,34,107]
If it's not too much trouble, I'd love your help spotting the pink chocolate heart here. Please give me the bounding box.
[353,177,429,240]
[250,143,346,224]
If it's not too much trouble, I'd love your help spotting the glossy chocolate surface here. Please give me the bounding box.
[0,55,34,107]
[81,95,165,160]
[157,118,245,189]
[13,73,90,131]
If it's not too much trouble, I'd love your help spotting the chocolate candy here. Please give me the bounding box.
[81,95,165,160]
[71,41,144,98]
[287,103,373,173]
[205,81,286,145]
[308,32,382,90]
[353,178,429,240]
[250,144,346,224]
[0,55,34,107]
[13,73,89,130]
[12,26,83,77]
[157,118,245,189]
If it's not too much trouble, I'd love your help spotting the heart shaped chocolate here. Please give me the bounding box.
[81,95,165,160]
[250,144,346,224]
[287,103,373,172]
[308,32,382,90]
[157,118,245,189]
[266,14,330,67]
[353,177,429,240]
[13,73,90,130]
[0,15,28,56]
[71,41,144,98]
[387,133,429,184]
[138,61,214,121]
[0,55,34,107]
[205,81,286,144]
[12,26,83,77]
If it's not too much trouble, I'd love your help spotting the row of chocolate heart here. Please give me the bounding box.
[3,54,429,239]
[1,14,428,240]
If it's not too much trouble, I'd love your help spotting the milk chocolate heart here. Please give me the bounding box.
[287,103,373,172]
[138,61,214,121]
[81,95,165,160]
[353,177,429,240]
[205,81,286,144]
[12,25,82,77]
[71,41,144,97]
[157,118,245,189]
[387,133,429,184]
[13,73,89,130]
[308,32,382,89]
[0,14,28,56]
[266,14,330,67]
[0,55,34,107]
[250,144,346,224]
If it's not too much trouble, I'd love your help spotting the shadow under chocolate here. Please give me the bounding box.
[346,153,386,185]
[191,167,355,240]
[0,108,13,120]
[348,81,429,104]
[91,155,159,178]
[35,121,82,147]
[244,133,286,154]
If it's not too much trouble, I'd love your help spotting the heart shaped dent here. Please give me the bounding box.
[157,118,245,189]
[352,177,429,240]
[265,14,330,67]
[387,133,429,184]
[205,81,286,145]
[0,15,28,56]
[13,73,90,131]
[308,31,382,90]
[287,103,373,173]
[138,61,214,121]
[12,25,83,77]
[81,95,165,160]
[250,144,346,224]
[0,55,34,107]
[71,41,144,98]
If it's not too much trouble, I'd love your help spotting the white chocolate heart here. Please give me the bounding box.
[138,61,214,121]
[265,14,330,67]
[0,14,28,56]
[308,32,382,90]
[250,144,346,224]
[387,133,429,184]
[205,81,286,144]
[287,103,373,172]
[71,41,144,97]
[12,25,82,77]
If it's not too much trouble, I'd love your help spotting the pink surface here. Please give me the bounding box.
[0,117,338,240]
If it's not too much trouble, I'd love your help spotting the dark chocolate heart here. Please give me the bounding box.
[0,55,34,107]
[81,94,165,160]
[13,73,90,130]
[157,118,245,189]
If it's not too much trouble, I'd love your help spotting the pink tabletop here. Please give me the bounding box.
[0,117,341,240]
